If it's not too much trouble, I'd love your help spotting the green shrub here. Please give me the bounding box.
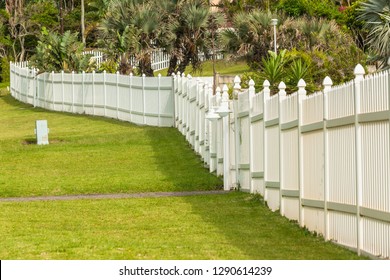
[0,56,10,83]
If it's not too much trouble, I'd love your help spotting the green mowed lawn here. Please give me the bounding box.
[0,192,365,260]
[0,87,366,260]
[155,59,250,77]
[0,90,222,197]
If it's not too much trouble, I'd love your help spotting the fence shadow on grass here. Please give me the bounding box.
[144,129,364,260]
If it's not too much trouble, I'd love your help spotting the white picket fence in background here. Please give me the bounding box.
[10,62,175,127]
[9,61,390,259]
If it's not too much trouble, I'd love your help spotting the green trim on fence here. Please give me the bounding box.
[251,113,263,123]
[205,146,209,151]
[301,121,324,133]
[199,140,204,146]
[265,181,280,189]
[210,153,217,158]
[265,118,279,127]
[358,110,389,123]
[326,115,355,128]
[301,199,325,209]
[132,111,144,116]
[360,207,390,223]
[281,119,299,131]
[195,136,199,140]
[281,189,300,198]
[190,130,195,136]
[239,164,250,170]
[199,104,204,109]
[327,202,357,215]
[218,158,223,163]
[251,172,264,178]
[238,111,249,118]
[130,85,172,91]
[189,97,196,102]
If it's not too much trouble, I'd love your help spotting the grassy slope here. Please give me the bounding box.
[155,59,250,77]
[0,89,222,197]
[0,86,366,260]
[0,192,366,260]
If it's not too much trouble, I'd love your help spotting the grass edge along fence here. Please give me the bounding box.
[10,62,390,259]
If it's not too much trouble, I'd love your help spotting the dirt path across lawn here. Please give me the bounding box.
[0,190,228,203]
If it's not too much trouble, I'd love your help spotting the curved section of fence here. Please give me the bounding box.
[174,66,390,259]
[10,60,390,259]
[10,62,175,127]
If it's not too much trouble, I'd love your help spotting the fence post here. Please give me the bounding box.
[354,63,365,255]
[43,71,46,108]
[116,71,120,120]
[72,71,75,113]
[103,70,107,117]
[172,73,177,128]
[263,80,270,198]
[222,84,231,190]
[278,81,287,213]
[177,72,182,131]
[129,73,133,123]
[187,74,192,141]
[158,73,161,127]
[297,79,306,225]
[248,79,256,193]
[51,71,54,109]
[142,73,146,125]
[233,76,241,189]
[322,75,333,240]
[195,78,200,153]
[92,70,96,115]
[82,71,85,113]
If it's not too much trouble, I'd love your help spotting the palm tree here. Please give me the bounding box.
[221,9,274,69]
[99,0,164,76]
[358,0,390,69]
[163,0,212,75]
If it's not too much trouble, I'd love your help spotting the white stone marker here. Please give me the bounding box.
[35,120,49,145]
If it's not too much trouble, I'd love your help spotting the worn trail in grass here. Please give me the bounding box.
[0,90,222,197]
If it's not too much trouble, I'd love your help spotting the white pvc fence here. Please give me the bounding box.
[10,62,175,127]
[173,65,390,259]
[10,61,390,259]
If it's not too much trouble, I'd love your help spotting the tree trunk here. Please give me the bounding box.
[81,0,85,45]
[167,55,178,76]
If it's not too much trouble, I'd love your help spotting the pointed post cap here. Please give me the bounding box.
[263,80,270,87]
[187,74,192,79]
[249,79,255,87]
[234,75,241,84]
[222,84,229,92]
[322,76,333,87]
[216,86,221,93]
[158,73,161,77]
[181,72,185,77]
[354,64,365,76]
[278,81,286,90]
[297,79,306,88]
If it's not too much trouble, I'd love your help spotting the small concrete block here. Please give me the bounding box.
[35,120,49,145]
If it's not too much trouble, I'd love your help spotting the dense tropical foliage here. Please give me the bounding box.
[0,0,388,85]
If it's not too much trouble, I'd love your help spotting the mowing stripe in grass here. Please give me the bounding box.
[0,190,227,203]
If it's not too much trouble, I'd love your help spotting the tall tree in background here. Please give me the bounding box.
[358,0,390,69]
